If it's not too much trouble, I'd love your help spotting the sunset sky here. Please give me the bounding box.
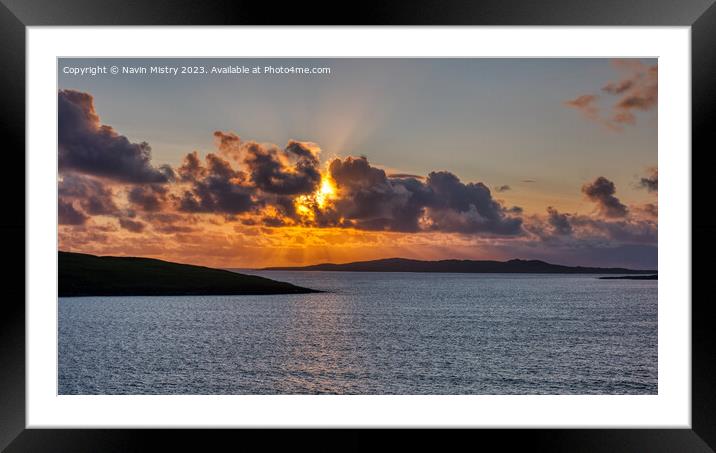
[58,58,657,269]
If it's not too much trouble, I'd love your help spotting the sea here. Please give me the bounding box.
[58,272,657,395]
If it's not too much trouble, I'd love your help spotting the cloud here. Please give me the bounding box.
[128,185,168,212]
[570,216,657,245]
[55,94,525,238]
[546,206,573,236]
[518,176,655,252]
[424,171,523,235]
[176,152,256,215]
[59,174,119,216]
[61,145,523,236]
[517,180,655,268]
[564,94,600,121]
[325,156,523,235]
[605,61,657,126]
[213,131,322,196]
[639,167,658,193]
[212,131,242,161]
[326,156,430,232]
[602,79,634,94]
[582,176,628,218]
[526,207,656,249]
[58,90,174,183]
[329,155,390,190]
[243,139,321,196]
[176,151,206,182]
[175,135,324,218]
[58,199,88,225]
[118,217,146,233]
[564,60,657,130]
[494,185,511,193]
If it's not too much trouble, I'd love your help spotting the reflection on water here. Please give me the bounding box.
[59,272,657,394]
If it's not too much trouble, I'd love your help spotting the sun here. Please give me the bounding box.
[315,177,336,209]
[294,174,337,220]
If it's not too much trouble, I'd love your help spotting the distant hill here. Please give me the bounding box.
[599,274,658,280]
[59,251,319,297]
[263,257,656,274]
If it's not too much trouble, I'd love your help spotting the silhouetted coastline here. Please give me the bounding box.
[59,251,320,297]
[263,257,656,275]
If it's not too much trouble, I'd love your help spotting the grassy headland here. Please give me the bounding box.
[59,251,319,297]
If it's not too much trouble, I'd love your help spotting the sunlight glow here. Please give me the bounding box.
[316,177,336,209]
[294,174,337,220]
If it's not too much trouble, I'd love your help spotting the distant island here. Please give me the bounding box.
[262,258,657,275]
[598,275,658,280]
[59,251,319,297]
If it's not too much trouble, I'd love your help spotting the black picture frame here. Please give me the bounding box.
[2,0,712,450]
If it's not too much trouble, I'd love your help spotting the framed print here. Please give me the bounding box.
[3,0,714,450]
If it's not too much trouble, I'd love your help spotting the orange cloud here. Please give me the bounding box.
[564,60,657,131]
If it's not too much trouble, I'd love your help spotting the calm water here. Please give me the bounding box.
[58,272,657,395]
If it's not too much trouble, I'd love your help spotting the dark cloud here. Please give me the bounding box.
[267,193,305,221]
[494,185,511,193]
[639,167,658,193]
[526,210,656,248]
[128,185,168,212]
[546,206,573,236]
[326,156,522,235]
[582,176,628,218]
[177,151,206,182]
[59,174,118,216]
[58,200,88,225]
[118,217,146,233]
[330,156,391,191]
[177,137,323,218]
[328,156,429,232]
[176,152,256,215]
[527,176,656,246]
[176,138,324,219]
[424,171,522,235]
[58,90,174,183]
[212,131,322,197]
[243,139,321,196]
[262,216,289,227]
